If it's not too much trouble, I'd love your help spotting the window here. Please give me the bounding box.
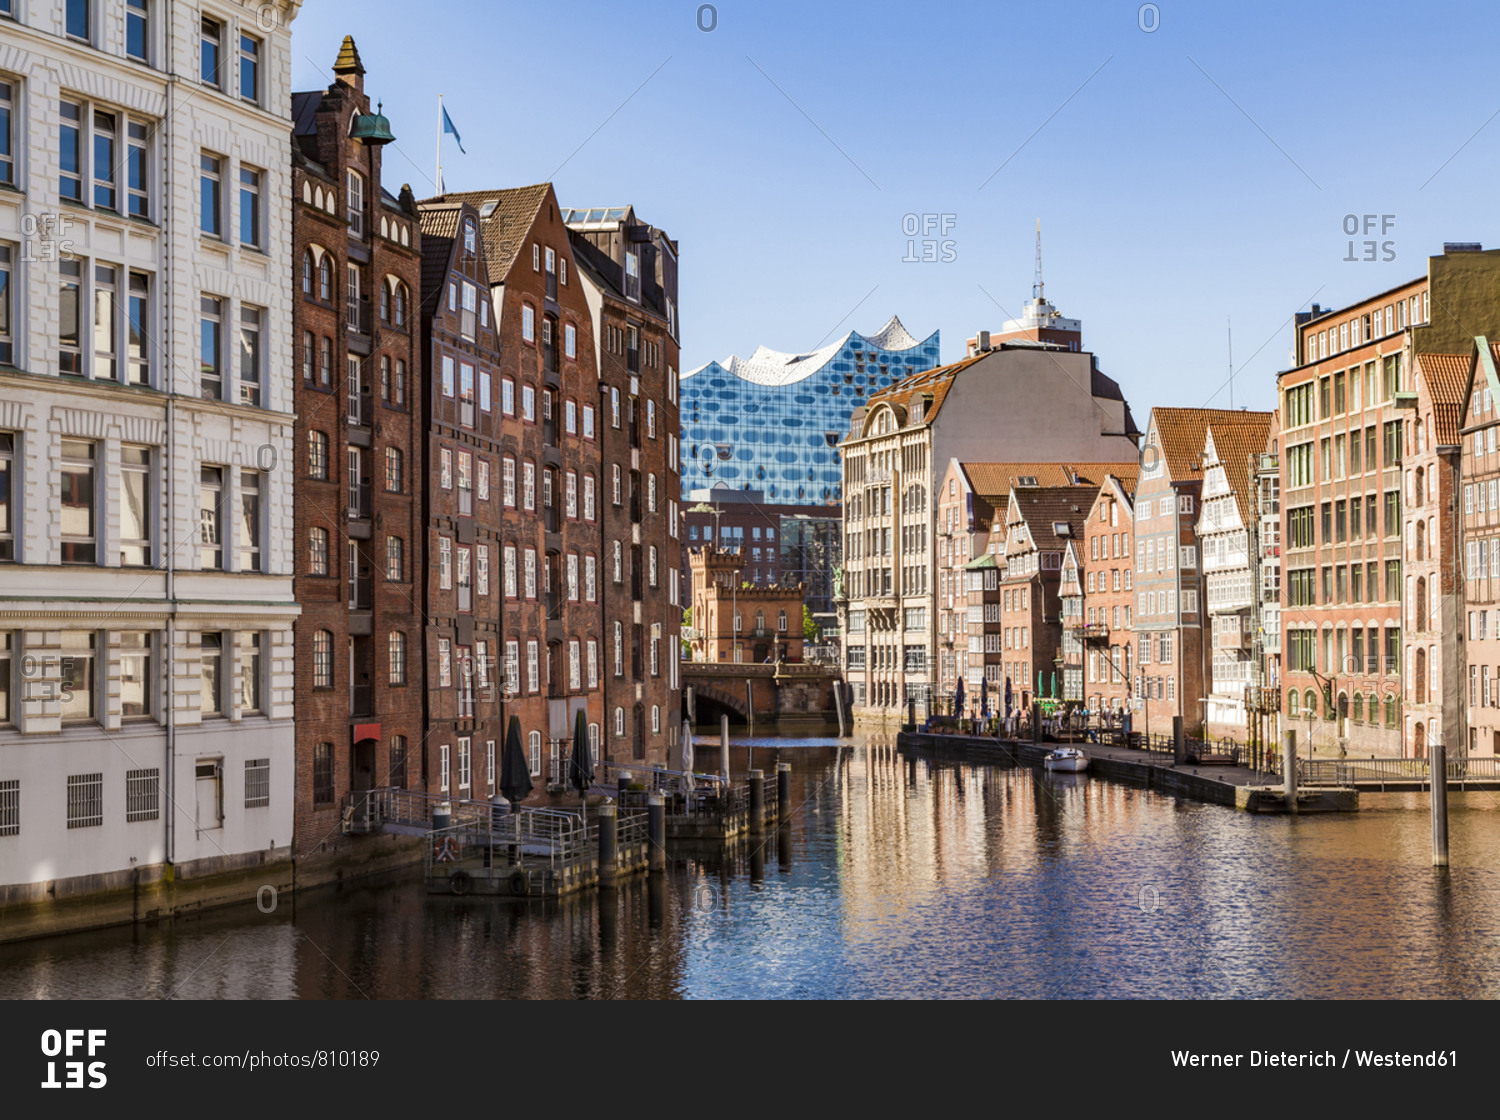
[502,378,515,415]
[522,305,535,342]
[524,548,536,598]
[584,475,595,521]
[586,554,596,601]
[67,0,91,42]
[312,629,332,689]
[239,306,262,405]
[347,169,365,238]
[522,385,535,421]
[242,756,270,809]
[200,631,225,712]
[309,526,329,575]
[566,322,576,359]
[523,462,536,510]
[239,632,262,714]
[60,439,96,563]
[439,535,452,589]
[201,16,222,86]
[587,640,598,688]
[385,446,403,492]
[239,167,261,248]
[200,153,222,236]
[386,535,404,581]
[199,465,224,568]
[529,730,542,776]
[313,743,334,805]
[67,773,103,829]
[240,33,261,103]
[647,400,657,438]
[438,638,451,687]
[477,545,489,596]
[565,399,577,435]
[199,296,223,399]
[308,430,329,479]
[126,766,159,822]
[59,259,84,372]
[239,469,261,571]
[120,445,152,566]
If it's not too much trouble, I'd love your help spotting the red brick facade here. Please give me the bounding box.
[1080,478,1136,716]
[291,43,424,854]
[416,201,506,803]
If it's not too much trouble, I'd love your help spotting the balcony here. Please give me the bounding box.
[351,684,374,718]
[543,505,559,533]
[347,574,373,610]
[346,294,372,336]
[458,486,473,517]
[543,417,557,447]
[347,481,371,521]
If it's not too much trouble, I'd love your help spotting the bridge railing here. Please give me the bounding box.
[1295,756,1500,786]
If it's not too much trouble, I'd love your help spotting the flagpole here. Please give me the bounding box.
[436,93,443,194]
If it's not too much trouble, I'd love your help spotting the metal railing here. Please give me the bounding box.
[1295,756,1500,786]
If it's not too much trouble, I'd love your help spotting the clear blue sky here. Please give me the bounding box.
[291,0,1500,417]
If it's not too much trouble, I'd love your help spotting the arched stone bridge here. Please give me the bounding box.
[681,662,846,733]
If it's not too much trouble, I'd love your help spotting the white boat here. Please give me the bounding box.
[1043,747,1089,773]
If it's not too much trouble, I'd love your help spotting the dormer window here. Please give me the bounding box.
[463,218,477,257]
[625,251,640,302]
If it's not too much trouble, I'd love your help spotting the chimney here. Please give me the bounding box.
[976,330,991,353]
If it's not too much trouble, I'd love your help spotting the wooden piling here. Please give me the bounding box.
[647,791,665,871]
[777,761,791,821]
[597,803,618,888]
[748,769,765,835]
[1283,729,1298,815]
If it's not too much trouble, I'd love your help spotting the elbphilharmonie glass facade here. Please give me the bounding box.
[679,316,940,502]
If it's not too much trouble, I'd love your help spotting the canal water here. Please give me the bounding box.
[6,731,1500,999]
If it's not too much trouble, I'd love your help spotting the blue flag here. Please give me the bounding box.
[442,106,465,154]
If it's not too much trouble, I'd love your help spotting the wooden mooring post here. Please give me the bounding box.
[647,791,665,872]
[1283,729,1298,815]
[597,802,618,888]
[777,761,791,821]
[748,769,765,835]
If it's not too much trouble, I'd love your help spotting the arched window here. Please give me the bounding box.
[1416,520,1426,562]
[1351,692,1364,724]
[778,609,788,632]
[1384,694,1398,727]
[1304,688,1318,718]
[388,632,406,685]
[755,609,765,632]
[395,282,407,326]
[1413,722,1427,759]
[312,629,333,688]
[1416,577,1428,630]
[1337,691,1349,724]
[528,730,541,775]
[651,704,661,733]
[380,282,390,322]
[1415,647,1428,703]
[614,707,624,736]
[308,526,329,575]
[1288,689,1300,718]
[302,249,314,295]
[319,253,333,301]
[1414,465,1425,506]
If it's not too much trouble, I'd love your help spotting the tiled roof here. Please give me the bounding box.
[962,460,1140,505]
[416,201,463,312]
[428,184,552,284]
[1010,486,1091,553]
[1205,412,1275,510]
[1148,408,1268,484]
[1417,352,1472,447]
[865,352,987,426]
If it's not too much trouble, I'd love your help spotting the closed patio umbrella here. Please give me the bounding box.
[980,676,989,718]
[569,707,593,810]
[499,714,532,807]
[953,677,965,718]
[1004,677,1013,717]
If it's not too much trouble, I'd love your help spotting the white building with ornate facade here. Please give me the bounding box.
[0,1,301,916]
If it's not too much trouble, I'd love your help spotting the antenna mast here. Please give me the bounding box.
[1228,316,1234,409]
[1033,219,1044,302]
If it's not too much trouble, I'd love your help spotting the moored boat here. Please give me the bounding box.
[1043,746,1089,773]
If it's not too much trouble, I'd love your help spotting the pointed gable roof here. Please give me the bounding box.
[1204,411,1275,511]
[428,183,553,285]
[1145,407,1268,484]
[1416,351,1472,447]
[1007,486,1090,554]
[415,200,468,314]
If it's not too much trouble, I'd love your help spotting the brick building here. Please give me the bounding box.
[998,486,1090,711]
[565,204,681,767]
[1404,351,1467,757]
[289,38,424,855]
[933,460,1136,708]
[415,199,506,802]
[1278,246,1500,756]
[688,548,805,664]
[1078,475,1137,715]
[438,184,605,792]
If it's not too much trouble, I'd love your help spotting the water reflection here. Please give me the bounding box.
[4,731,1500,998]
